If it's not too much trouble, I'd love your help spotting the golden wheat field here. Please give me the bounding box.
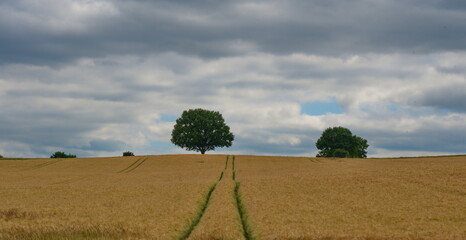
[235,155,466,240]
[1,154,465,240]
[0,155,225,239]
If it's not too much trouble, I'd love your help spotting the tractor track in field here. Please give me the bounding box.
[118,157,147,173]
[232,155,254,240]
[178,157,227,240]
[25,159,64,170]
[179,155,254,240]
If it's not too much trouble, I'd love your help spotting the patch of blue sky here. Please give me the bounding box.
[160,114,178,122]
[301,99,343,115]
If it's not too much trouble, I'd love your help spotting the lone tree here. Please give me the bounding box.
[171,108,234,154]
[316,126,369,158]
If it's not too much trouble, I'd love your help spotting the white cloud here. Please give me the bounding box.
[0,0,119,34]
[1,49,466,157]
[1,0,464,158]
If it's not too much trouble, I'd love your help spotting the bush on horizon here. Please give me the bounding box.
[123,151,135,156]
[50,151,76,158]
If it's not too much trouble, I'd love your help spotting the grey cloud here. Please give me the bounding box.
[367,128,466,153]
[436,0,466,10]
[410,84,466,112]
[82,139,126,152]
[1,0,466,65]
[0,106,129,146]
[0,116,93,147]
[5,89,139,103]
[0,80,139,157]
[275,61,418,81]
[436,66,466,75]
[1,34,466,158]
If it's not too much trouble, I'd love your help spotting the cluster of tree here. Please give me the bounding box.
[316,127,369,158]
[171,108,368,158]
[123,151,135,156]
[0,154,3,158]
[50,151,76,158]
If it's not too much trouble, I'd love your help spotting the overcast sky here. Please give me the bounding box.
[1,0,465,158]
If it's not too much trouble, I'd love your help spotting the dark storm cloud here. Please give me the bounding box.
[1,0,466,65]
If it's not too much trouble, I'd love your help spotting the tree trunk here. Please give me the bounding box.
[200,149,206,154]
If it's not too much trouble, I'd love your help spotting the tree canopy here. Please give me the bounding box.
[171,108,234,154]
[316,126,369,158]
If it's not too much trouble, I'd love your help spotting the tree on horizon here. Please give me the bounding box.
[316,126,369,158]
[171,108,234,154]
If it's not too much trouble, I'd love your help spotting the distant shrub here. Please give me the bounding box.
[50,151,76,158]
[332,149,350,158]
[0,154,3,158]
[123,151,135,156]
